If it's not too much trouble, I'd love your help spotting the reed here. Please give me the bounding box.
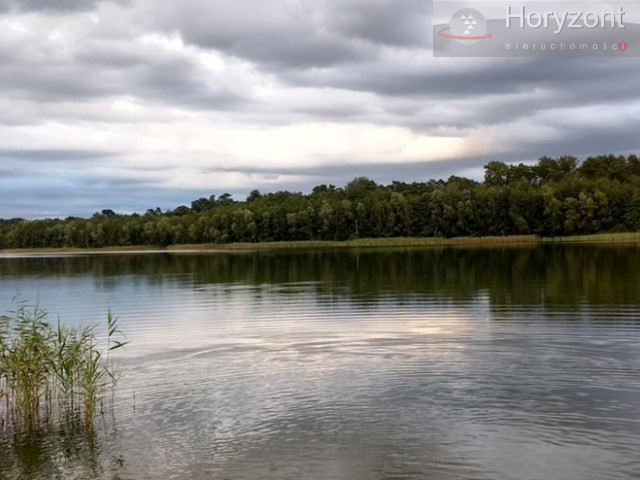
[179,235,542,250]
[0,300,128,433]
[541,232,640,244]
[3,232,640,255]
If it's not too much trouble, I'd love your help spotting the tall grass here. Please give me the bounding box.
[162,236,541,252]
[0,300,128,433]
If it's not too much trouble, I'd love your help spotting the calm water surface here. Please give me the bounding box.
[1,246,640,480]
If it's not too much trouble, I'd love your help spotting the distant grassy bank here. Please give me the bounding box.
[2,233,640,255]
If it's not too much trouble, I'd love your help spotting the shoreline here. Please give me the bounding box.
[1,233,640,255]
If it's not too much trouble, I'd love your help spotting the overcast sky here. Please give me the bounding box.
[1,0,639,218]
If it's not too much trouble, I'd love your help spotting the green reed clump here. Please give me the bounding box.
[0,301,128,433]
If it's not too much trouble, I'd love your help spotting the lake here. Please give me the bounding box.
[1,245,640,480]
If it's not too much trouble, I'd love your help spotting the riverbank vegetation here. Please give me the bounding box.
[2,155,640,249]
[0,302,127,433]
[3,233,640,256]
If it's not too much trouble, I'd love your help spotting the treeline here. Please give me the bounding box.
[2,154,640,249]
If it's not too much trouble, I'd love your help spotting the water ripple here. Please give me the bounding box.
[1,252,640,479]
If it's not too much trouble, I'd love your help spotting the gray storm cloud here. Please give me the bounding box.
[0,0,639,218]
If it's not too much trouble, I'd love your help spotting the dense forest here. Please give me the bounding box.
[2,154,640,249]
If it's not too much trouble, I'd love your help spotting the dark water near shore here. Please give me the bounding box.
[1,246,640,480]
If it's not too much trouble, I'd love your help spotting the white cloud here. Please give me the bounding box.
[0,0,639,218]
